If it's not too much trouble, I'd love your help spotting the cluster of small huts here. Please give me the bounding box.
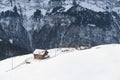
[33,45,90,60]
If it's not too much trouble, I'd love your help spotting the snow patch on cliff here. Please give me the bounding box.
[63,5,73,12]
[0,39,2,42]
[113,7,120,14]
[79,2,105,12]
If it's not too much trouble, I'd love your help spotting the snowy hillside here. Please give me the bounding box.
[0,44,120,80]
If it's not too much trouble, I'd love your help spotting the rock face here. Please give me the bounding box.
[0,0,120,59]
[0,9,31,50]
[32,5,120,49]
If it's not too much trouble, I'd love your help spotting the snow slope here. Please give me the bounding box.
[0,44,120,80]
[79,2,105,12]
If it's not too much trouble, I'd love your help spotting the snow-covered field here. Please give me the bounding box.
[0,44,120,80]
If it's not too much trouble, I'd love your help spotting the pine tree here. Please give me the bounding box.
[13,6,17,13]
[73,0,76,5]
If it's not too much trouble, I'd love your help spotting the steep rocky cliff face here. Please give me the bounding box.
[1,0,120,59]
[0,8,31,49]
[32,5,120,49]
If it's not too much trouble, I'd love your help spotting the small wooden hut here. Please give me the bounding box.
[33,49,49,59]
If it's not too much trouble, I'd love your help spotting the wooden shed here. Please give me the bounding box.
[33,49,49,59]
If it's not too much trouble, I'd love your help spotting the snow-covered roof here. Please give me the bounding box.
[33,49,45,55]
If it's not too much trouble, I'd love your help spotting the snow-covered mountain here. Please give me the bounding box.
[1,0,120,59]
[0,0,120,15]
[0,44,120,80]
